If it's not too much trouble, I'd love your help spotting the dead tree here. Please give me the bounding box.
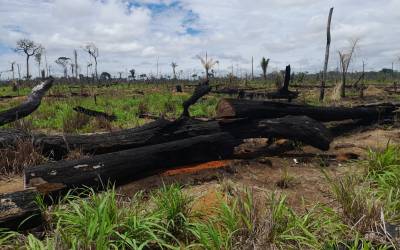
[266,65,298,101]
[319,7,334,101]
[216,98,397,122]
[182,80,211,117]
[73,106,117,121]
[332,39,359,100]
[171,62,178,79]
[14,39,43,79]
[84,43,99,80]
[55,57,71,78]
[0,78,53,126]
[261,57,270,81]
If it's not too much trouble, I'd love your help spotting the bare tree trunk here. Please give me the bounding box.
[341,71,346,98]
[319,7,334,102]
[17,64,21,80]
[360,61,365,99]
[74,49,78,78]
[38,61,41,78]
[44,51,48,77]
[251,56,254,80]
[26,55,30,79]
[94,57,98,80]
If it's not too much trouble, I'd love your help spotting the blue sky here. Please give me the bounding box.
[0,0,399,78]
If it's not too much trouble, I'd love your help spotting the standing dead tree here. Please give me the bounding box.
[197,52,218,80]
[332,39,359,100]
[171,62,178,79]
[55,57,71,78]
[261,57,270,81]
[14,39,43,79]
[34,47,44,79]
[84,43,99,80]
[73,49,79,78]
[319,7,334,102]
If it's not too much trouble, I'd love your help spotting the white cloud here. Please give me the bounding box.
[0,0,399,78]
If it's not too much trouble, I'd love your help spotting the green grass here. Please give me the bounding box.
[0,83,219,133]
[1,176,398,249]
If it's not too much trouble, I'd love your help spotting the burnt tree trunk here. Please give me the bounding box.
[216,99,397,122]
[2,115,333,230]
[24,118,331,190]
[0,189,42,230]
[0,77,53,126]
[24,132,239,191]
[35,118,220,159]
[319,7,334,101]
[73,106,117,121]
[1,113,333,159]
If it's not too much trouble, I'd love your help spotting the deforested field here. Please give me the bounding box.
[1,1,400,249]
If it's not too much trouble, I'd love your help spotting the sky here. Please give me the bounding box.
[0,0,399,79]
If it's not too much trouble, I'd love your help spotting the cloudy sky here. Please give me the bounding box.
[0,0,399,79]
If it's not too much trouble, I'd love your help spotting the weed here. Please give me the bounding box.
[62,111,90,133]
[0,139,46,176]
[153,183,193,238]
[327,174,381,233]
[276,166,296,189]
[367,144,400,176]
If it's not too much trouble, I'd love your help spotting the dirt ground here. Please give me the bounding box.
[116,125,400,211]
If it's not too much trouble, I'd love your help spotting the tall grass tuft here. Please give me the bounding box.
[367,144,400,176]
[153,183,193,239]
[52,188,121,249]
[327,174,381,233]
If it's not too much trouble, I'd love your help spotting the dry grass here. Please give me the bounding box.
[62,111,90,133]
[64,148,91,161]
[9,119,34,133]
[0,139,46,177]
[92,117,114,132]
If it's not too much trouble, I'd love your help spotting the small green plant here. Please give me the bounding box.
[276,166,296,189]
[367,144,400,176]
[153,183,193,238]
[52,188,121,249]
[327,174,381,232]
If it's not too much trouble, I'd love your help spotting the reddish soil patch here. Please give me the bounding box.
[162,160,231,176]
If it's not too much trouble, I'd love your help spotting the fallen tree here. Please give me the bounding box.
[212,66,298,101]
[24,115,331,190]
[216,99,398,121]
[1,114,332,231]
[24,132,238,191]
[0,77,53,126]
[73,106,117,121]
[0,113,331,159]
[0,189,42,230]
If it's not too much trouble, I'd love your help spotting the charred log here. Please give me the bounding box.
[216,99,397,122]
[73,106,117,121]
[0,78,53,126]
[24,132,239,191]
[0,189,42,230]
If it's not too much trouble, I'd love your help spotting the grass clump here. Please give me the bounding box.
[0,139,46,176]
[1,171,398,249]
[153,184,193,239]
[367,144,400,176]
